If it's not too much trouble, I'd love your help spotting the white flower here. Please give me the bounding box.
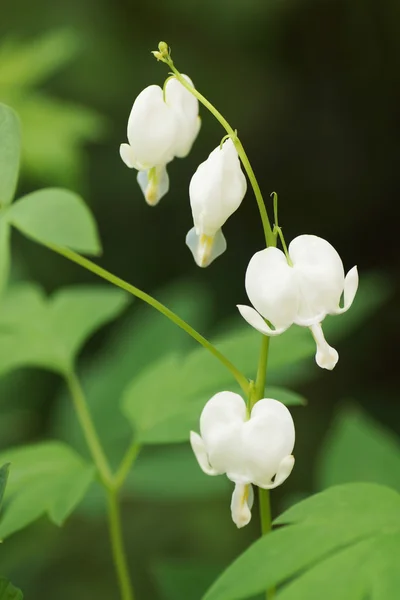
[237,235,359,370]
[186,138,247,267]
[190,391,295,528]
[119,76,200,206]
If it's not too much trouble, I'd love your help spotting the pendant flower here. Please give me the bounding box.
[190,392,295,528]
[186,138,247,267]
[119,76,200,206]
[238,235,359,370]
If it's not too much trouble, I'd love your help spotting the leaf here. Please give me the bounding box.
[0,31,105,187]
[7,188,101,255]
[316,404,400,491]
[0,282,129,375]
[0,220,11,297]
[52,281,213,463]
[0,104,20,206]
[0,464,10,508]
[0,441,94,539]
[203,483,400,600]
[123,348,304,444]
[0,578,23,600]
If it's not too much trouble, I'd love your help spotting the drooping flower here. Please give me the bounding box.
[237,235,359,370]
[119,76,200,206]
[190,391,295,528]
[186,138,247,267]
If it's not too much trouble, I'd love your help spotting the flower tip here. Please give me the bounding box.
[152,41,170,62]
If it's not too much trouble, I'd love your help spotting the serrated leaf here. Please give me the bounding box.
[316,404,400,491]
[0,578,23,600]
[0,464,10,508]
[0,104,20,206]
[7,188,101,255]
[0,282,129,375]
[203,483,400,600]
[0,441,94,539]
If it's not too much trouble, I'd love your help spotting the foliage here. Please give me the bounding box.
[0,579,23,600]
[0,30,105,187]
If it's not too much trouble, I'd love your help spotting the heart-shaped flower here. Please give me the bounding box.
[190,391,295,528]
[120,76,200,206]
[238,235,359,370]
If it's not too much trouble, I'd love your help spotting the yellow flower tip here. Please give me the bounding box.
[152,42,170,63]
[198,234,214,267]
[158,41,169,56]
[145,184,159,206]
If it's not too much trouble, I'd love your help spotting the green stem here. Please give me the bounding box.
[165,60,275,248]
[64,369,113,486]
[43,241,249,396]
[114,442,140,490]
[65,369,135,600]
[250,336,275,600]
[107,488,135,600]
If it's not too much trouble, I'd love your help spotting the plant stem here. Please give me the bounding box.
[107,488,135,600]
[114,441,140,490]
[44,241,249,397]
[65,369,135,600]
[65,369,113,486]
[250,335,275,599]
[165,60,275,248]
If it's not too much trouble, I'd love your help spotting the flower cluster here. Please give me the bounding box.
[120,65,359,527]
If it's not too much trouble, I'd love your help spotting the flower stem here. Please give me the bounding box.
[165,60,275,248]
[250,335,275,599]
[43,241,249,396]
[107,488,135,600]
[65,369,135,600]
[114,441,140,490]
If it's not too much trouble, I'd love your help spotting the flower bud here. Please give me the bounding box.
[186,138,247,267]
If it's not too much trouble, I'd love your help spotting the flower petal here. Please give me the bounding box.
[289,235,345,322]
[241,399,295,487]
[185,227,227,267]
[137,165,169,206]
[258,455,295,489]
[119,143,137,169]
[331,265,359,315]
[165,75,201,158]
[190,431,221,476]
[310,323,339,370]
[237,305,289,337]
[230,483,254,528]
[245,247,298,331]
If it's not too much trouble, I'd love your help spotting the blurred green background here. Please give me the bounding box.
[0,0,399,598]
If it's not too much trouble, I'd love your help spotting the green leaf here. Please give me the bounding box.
[0,282,129,375]
[203,483,400,600]
[0,31,105,187]
[0,464,10,508]
[0,578,23,600]
[0,104,20,206]
[7,188,101,255]
[0,441,94,539]
[52,281,213,463]
[316,404,400,491]
[123,350,304,444]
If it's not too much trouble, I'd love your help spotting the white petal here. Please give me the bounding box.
[258,455,295,489]
[165,75,201,158]
[241,399,295,487]
[200,392,247,477]
[190,431,221,476]
[185,227,227,267]
[230,483,254,528]
[237,305,289,337]
[331,266,359,315]
[137,165,170,206]
[289,235,346,322]
[119,143,137,169]
[189,139,247,236]
[310,323,339,370]
[126,85,178,167]
[245,247,298,331]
